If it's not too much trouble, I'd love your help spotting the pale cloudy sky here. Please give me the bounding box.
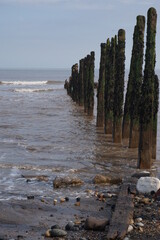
[0,0,159,70]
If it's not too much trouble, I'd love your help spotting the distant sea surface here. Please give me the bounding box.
[0,69,159,201]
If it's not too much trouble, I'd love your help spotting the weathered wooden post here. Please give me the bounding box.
[87,51,95,116]
[72,63,79,103]
[129,16,145,148]
[78,59,84,106]
[84,55,90,113]
[113,29,125,143]
[152,74,159,159]
[104,38,111,133]
[138,7,157,169]
[105,37,116,134]
[97,43,106,127]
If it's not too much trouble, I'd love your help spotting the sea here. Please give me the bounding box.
[0,69,160,201]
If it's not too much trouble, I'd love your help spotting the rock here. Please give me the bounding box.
[27,195,34,200]
[79,238,87,240]
[22,174,48,182]
[93,175,122,185]
[130,219,134,225]
[84,217,109,231]
[124,238,130,240]
[76,197,81,202]
[45,229,51,237]
[127,225,133,233]
[53,199,57,205]
[135,217,143,223]
[139,227,144,232]
[51,224,61,230]
[132,171,150,179]
[136,177,160,194]
[140,197,150,205]
[60,198,66,203]
[74,202,80,207]
[136,222,144,227]
[53,176,83,188]
[65,221,74,231]
[50,229,67,237]
[65,197,69,202]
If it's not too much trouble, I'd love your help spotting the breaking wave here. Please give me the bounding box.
[14,88,55,93]
[0,80,58,85]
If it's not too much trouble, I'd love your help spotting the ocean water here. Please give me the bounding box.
[0,69,159,201]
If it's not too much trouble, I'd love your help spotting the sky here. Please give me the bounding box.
[0,0,159,70]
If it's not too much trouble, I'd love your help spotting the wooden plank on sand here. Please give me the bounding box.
[107,183,135,240]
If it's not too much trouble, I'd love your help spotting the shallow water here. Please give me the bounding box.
[0,69,160,201]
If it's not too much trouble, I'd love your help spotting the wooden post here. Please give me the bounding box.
[113,29,125,143]
[87,51,95,116]
[105,37,116,134]
[138,8,157,169]
[78,59,84,106]
[104,38,111,133]
[97,43,106,127]
[129,16,145,148]
[84,56,90,113]
[152,74,159,159]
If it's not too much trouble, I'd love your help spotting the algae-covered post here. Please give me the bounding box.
[72,63,79,103]
[84,56,90,113]
[138,8,157,169]
[152,74,159,159]
[97,43,106,127]
[123,16,145,142]
[87,51,95,116]
[113,29,125,143]
[105,37,116,134]
[78,59,84,106]
[104,38,111,133]
[129,16,145,148]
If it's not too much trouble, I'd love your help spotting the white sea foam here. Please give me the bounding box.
[14,88,54,93]
[0,80,57,85]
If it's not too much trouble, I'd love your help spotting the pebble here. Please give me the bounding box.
[139,227,144,232]
[130,219,134,225]
[60,198,66,203]
[53,199,57,205]
[135,217,143,223]
[136,222,144,227]
[74,202,80,207]
[65,197,69,201]
[79,238,87,240]
[76,197,81,202]
[27,195,34,200]
[50,229,67,237]
[127,225,133,233]
[65,221,74,231]
[123,237,130,240]
[51,224,61,230]
[45,229,51,237]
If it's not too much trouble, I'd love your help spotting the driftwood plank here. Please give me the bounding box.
[107,183,135,240]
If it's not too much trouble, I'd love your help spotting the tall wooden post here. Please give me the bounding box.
[138,8,157,169]
[113,29,125,143]
[152,74,159,159]
[88,51,95,116]
[97,43,106,127]
[105,37,116,134]
[78,59,84,106]
[128,16,145,147]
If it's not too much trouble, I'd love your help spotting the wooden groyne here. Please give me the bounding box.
[65,7,159,170]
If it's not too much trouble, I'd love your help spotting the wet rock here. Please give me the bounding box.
[136,177,160,194]
[135,217,142,223]
[22,174,48,182]
[65,197,69,202]
[84,217,109,231]
[53,176,83,188]
[65,221,74,231]
[51,224,61,230]
[127,225,134,233]
[50,229,67,237]
[132,171,150,179]
[140,197,151,205]
[76,197,81,202]
[93,175,122,185]
[45,229,51,237]
[27,195,34,200]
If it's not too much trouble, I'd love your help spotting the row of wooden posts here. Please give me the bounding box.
[64,7,159,170]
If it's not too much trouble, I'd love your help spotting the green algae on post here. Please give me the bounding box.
[78,59,84,106]
[87,51,95,116]
[152,74,159,159]
[138,7,157,169]
[113,29,125,143]
[97,43,106,127]
[105,37,116,134]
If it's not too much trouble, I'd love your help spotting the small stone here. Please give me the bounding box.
[135,217,143,223]
[123,237,130,240]
[74,202,80,207]
[65,197,69,202]
[136,222,144,227]
[50,229,67,237]
[51,224,61,230]
[53,199,57,205]
[65,221,74,231]
[76,197,81,202]
[79,238,87,240]
[127,225,134,233]
[27,195,34,200]
[71,226,79,231]
[139,227,144,232]
[45,229,51,237]
[84,217,109,231]
[60,198,66,203]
